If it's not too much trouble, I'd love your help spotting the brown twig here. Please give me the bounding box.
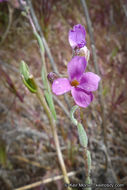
[14,169,84,190]
[12,155,50,170]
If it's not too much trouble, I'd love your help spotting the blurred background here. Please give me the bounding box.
[0,0,127,189]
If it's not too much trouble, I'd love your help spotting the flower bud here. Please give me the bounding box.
[47,72,58,84]
[74,46,90,62]
[79,46,90,62]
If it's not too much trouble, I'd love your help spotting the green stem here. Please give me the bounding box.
[70,106,92,189]
[84,148,91,190]
[20,3,70,187]
[34,31,56,120]
[35,82,71,189]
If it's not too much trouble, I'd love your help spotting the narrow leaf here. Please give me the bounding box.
[45,91,56,120]
[42,64,56,120]
[34,32,45,54]
[35,31,56,120]
[70,105,78,125]
[20,60,29,81]
[22,76,37,93]
[20,61,37,93]
[77,123,88,147]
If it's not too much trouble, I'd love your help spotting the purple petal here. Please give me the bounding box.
[52,78,71,95]
[79,72,101,92]
[68,24,86,49]
[67,56,87,82]
[71,87,93,108]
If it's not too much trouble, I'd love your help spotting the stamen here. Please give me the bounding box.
[71,80,79,87]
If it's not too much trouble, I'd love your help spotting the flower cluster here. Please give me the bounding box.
[51,24,100,108]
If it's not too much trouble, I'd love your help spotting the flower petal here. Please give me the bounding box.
[68,24,86,49]
[71,87,93,108]
[68,56,87,82]
[52,78,71,95]
[78,72,101,92]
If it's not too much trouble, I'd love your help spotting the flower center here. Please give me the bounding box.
[71,80,79,87]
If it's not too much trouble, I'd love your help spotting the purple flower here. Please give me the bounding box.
[68,24,86,49]
[52,56,101,108]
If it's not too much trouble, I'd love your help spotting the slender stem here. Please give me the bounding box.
[78,109,91,188]
[35,84,71,189]
[81,148,91,190]
[83,148,89,177]
[83,148,91,190]
[26,9,70,187]
[24,0,71,110]
[26,0,59,74]
[18,0,71,186]
[70,106,91,189]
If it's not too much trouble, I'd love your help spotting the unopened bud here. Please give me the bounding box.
[47,72,58,83]
[73,46,90,62]
[78,46,90,62]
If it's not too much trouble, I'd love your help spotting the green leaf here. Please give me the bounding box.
[70,105,78,125]
[77,123,88,148]
[41,64,56,120]
[22,76,37,93]
[20,61,30,81]
[70,106,88,147]
[34,32,45,54]
[20,61,37,93]
[35,31,56,120]
[44,91,56,120]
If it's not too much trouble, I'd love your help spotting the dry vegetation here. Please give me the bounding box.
[0,0,127,189]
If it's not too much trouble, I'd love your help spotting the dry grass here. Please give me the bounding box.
[0,0,127,189]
